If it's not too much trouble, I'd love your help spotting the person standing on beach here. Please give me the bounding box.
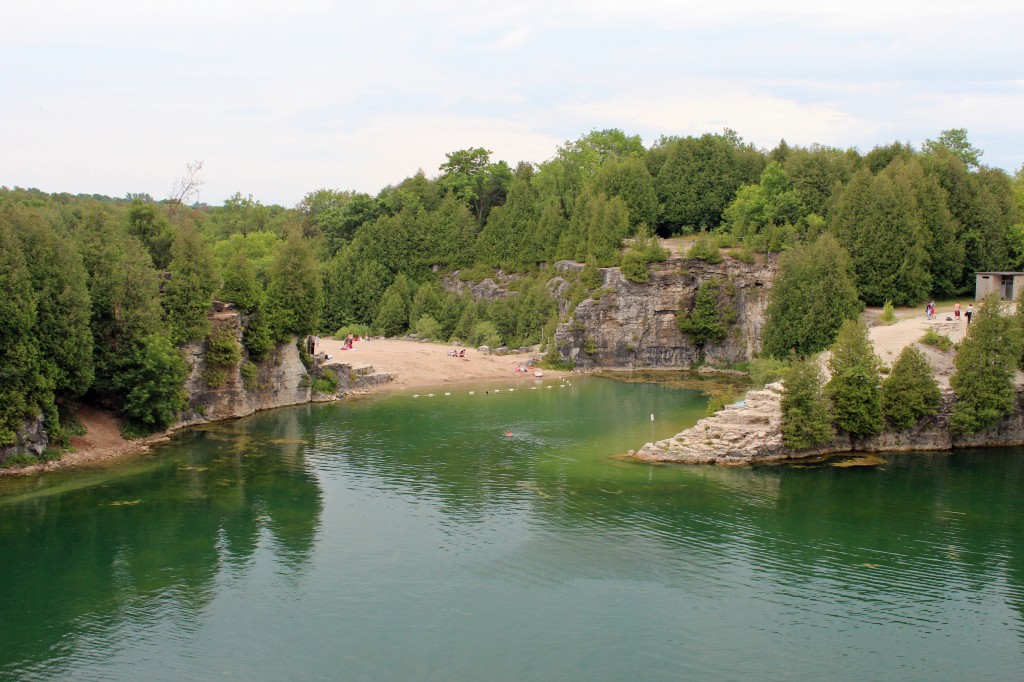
[954,301,961,320]
[965,303,974,325]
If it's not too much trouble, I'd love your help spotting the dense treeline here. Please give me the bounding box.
[2,127,1024,449]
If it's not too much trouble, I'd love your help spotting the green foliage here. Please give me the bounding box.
[920,329,953,351]
[825,320,883,437]
[781,357,834,449]
[949,294,1020,434]
[922,128,983,169]
[762,234,862,359]
[678,278,735,346]
[118,334,188,431]
[219,249,263,312]
[312,368,340,395]
[880,300,896,324]
[469,321,501,348]
[621,251,650,282]
[651,131,765,234]
[0,220,45,445]
[413,315,442,341]
[579,261,602,290]
[749,356,791,386]
[728,247,756,263]
[240,360,259,390]
[685,235,723,263]
[266,230,323,341]
[163,222,220,344]
[705,390,741,417]
[2,453,39,469]
[242,308,274,362]
[126,199,174,269]
[202,327,242,388]
[829,163,933,306]
[335,323,371,340]
[374,279,412,337]
[880,345,942,429]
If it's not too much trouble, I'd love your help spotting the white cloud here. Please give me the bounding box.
[2,0,1022,204]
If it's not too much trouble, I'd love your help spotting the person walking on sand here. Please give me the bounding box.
[965,303,974,325]
[954,301,961,320]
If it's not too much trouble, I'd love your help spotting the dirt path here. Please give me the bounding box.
[1,405,169,477]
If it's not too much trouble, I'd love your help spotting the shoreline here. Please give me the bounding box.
[1,339,576,478]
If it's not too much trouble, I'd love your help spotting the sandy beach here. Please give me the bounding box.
[317,337,570,390]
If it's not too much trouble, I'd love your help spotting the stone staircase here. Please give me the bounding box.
[633,382,786,464]
[320,361,394,395]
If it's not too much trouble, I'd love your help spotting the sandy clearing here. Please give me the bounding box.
[316,337,572,390]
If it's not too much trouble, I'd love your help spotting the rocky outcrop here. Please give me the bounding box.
[633,384,1024,465]
[0,414,48,462]
[554,255,776,370]
[441,271,522,301]
[177,311,314,427]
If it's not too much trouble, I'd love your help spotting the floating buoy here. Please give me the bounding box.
[546,386,552,389]
[413,394,419,398]
[444,392,451,396]
[427,393,435,397]
[469,391,475,395]
[508,388,514,392]
[505,431,512,437]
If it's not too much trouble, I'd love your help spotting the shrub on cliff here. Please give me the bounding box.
[621,251,650,282]
[677,278,736,346]
[762,234,862,359]
[880,345,942,429]
[949,293,1019,434]
[825,320,883,437]
[781,356,834,449]
[685,235,723,264]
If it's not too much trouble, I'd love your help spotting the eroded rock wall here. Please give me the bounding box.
[177,310,314,427]
[554,256,776,370]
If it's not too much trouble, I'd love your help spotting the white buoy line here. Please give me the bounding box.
[411,380,573,399]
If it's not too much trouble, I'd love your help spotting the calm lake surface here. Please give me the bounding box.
[2,375,1023,681]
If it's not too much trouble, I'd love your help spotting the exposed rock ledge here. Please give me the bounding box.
[632,383,1024,466]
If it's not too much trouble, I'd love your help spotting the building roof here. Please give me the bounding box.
[976,272,1024,276]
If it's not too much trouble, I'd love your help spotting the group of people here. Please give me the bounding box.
[447,348,467,357]
[928,301,974,324]
[342,333,357,350]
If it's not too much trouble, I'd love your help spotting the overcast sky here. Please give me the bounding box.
[2,0,1022,206]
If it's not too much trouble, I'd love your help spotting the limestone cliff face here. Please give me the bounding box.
[177,309,315,427]
[554,256,776,370]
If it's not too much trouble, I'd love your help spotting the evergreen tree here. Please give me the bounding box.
[880,345,942,429]
[374,284,411,337]
[949,294,1019,434]
[266,230,323,340]
[409,281,444,328]
[678,278,734,347]
[163,222,221,345]
[220,249,263,313]
[825,320,883,436]
[12,209,94,398]
[476,177,539,270]
[0,221,46,445]
[652,131,765,234]
[126,199,175,269]
[762,234,862,358]
[829,166,931,306]
[118,333,188,430]
[590,156,659,231]
[781,357,834,449]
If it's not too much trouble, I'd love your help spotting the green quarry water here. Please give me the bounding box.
[2,375,1023,681]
